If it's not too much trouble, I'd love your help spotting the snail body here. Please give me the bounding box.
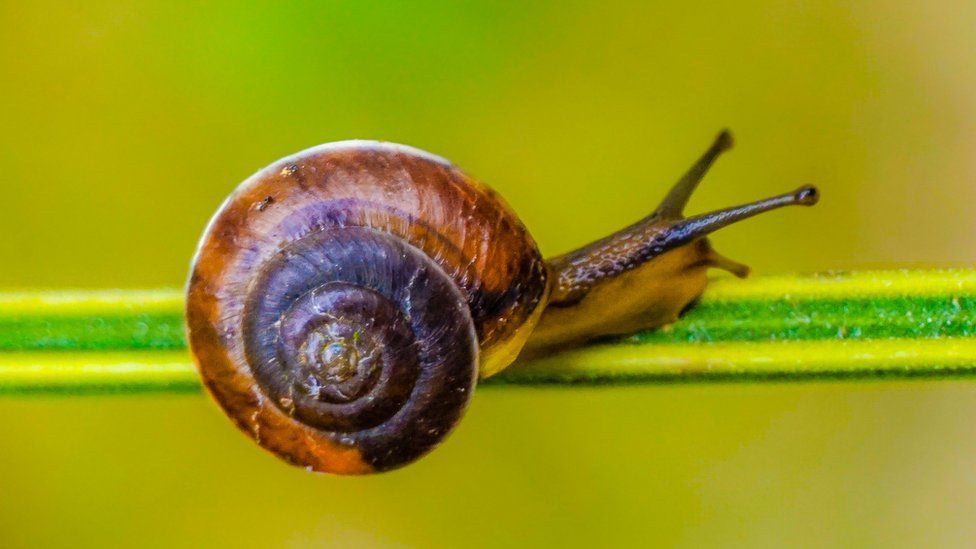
[186,132,818,474]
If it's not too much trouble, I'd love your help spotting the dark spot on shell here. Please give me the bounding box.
[255,196,274,211]
[280,163,309,190]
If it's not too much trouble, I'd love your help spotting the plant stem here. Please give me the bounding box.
[1,269,975,394]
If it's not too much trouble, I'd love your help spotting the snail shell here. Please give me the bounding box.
[185,141,549,474]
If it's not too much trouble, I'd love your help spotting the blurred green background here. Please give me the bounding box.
[3,1,976,547]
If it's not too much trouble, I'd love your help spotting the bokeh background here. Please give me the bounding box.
[3,1,976,546]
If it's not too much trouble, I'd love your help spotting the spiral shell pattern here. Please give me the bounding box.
[186,141,548,473]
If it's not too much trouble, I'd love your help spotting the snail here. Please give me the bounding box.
[185,130,818,474]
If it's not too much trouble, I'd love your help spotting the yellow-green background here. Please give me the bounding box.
[2,1,976,547]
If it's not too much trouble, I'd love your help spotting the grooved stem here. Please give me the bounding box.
[1,269,975,393]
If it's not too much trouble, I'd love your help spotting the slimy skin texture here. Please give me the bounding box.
[185,132,817,474]
[524,240,740,357]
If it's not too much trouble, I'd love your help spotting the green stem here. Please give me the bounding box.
[1,269,975,394]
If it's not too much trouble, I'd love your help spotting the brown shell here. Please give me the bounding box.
[185,141,548,473]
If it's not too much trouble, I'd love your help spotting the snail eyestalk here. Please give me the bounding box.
[655,185,819,253]
[522,133,820,357]
[655,129,734,218]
